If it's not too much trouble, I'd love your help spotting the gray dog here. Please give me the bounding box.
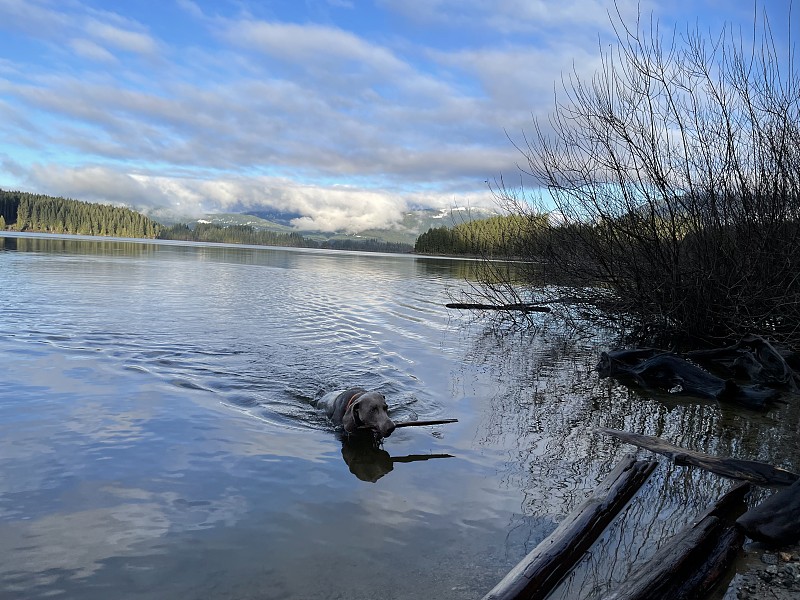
[319,388,396,439]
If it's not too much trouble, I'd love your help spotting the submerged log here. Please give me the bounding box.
[737,479,800,546]
[597,428,799,487]
[601,483,749,600]
[445,302,551,313]
[481,455,657,600]
[596,350,779,409]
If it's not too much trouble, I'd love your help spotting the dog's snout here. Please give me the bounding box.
[383,421,396,437]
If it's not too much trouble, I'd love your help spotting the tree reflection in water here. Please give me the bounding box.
[456,321,800,599]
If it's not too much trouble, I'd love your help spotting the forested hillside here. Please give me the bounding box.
[0,188,439,255]
[160,223,309,247]
[414,214,547,256]
[0,190,414,253]
[0,189,161,238]
[160,222,413,253]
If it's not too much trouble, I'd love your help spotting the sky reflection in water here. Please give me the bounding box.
[1,233,798,599]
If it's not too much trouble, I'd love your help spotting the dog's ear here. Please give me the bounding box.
[342,400,360,433]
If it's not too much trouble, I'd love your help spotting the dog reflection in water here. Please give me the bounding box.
[339,433,453,482]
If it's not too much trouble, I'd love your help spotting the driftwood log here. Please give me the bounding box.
[600,483,750,600]
[597,429,799,486]
[481,455,657,600]
[596,350,779,409]
[737,479,800,546]
[686,334,800,391]
[445,302,551,313]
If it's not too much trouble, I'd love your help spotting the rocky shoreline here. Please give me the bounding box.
[722,545,800,599]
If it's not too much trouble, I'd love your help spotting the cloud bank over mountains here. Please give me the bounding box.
[0,0,770,232]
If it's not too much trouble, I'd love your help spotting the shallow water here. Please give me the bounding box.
[1,232,797,599]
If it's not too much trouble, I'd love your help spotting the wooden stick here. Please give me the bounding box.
[597,428,799,486]
[355,419,458,432]
[391,453,454,463]
[446,302,551,313]
[393,418,458,428]
[481,455,657,600]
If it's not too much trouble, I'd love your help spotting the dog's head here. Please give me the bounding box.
[342,391,395,439]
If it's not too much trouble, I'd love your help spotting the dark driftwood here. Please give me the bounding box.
[737,479,800,546]
[445,302,551,313]
[596,350,779,409]
[481,455,657,600]
[602,516,743,600]
[697,481,752,521]
[601,483,749,600]
[687,334,800,390]
[597,428,799,486]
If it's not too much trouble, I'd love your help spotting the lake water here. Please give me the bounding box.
[1,232,798,600]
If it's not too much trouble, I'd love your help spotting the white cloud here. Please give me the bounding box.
[0,0,71,37]
[0,0,771,231]
[176,0,205,19]
[84,20,159,56]
[220,18,412,86]
[19,162,498,232]
[378,0,648,34]
[68,38,118,63]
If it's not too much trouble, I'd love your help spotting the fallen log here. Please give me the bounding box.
[697,480,752,520]
[445,302,551,313]
[481,455,657,600]
[600,483,749,600]
[596,429,799,487]
[737,479,800,546]
[601,517,743,600]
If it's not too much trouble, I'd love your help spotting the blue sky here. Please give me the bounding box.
[0,0,793,231]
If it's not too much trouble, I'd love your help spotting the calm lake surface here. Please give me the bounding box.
[1,232,798,600]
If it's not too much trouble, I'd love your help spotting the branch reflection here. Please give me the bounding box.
[456,321,800,599]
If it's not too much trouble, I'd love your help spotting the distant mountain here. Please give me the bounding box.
[146,206,502,246]
[196,212,295,232]
[244,209,304,227]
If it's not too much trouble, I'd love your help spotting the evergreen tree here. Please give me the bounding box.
[0,189,163,238]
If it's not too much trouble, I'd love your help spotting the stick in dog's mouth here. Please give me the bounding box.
[357,418,458,431]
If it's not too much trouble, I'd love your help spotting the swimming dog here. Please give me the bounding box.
[319,388,395,439]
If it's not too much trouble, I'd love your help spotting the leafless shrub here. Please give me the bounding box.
[483,5,800,345]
